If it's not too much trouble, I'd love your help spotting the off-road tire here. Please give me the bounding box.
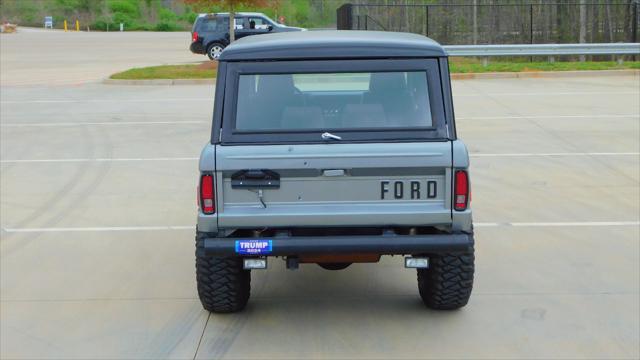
[417,244,474,310]
[196,235,250,313]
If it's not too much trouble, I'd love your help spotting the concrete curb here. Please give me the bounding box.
[103,78,215,85]
[450,69,639,80]
[103,69,639,85]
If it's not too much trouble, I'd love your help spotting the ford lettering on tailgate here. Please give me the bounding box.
[235,240,273,255]
[380,180,437,200]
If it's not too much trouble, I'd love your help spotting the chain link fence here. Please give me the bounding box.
[337,1,639,45]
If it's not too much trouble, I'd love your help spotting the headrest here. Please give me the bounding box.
[369,72,406,93]
[257,74,296,94]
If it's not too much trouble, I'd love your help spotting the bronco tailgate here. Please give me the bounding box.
[214,142,452,228]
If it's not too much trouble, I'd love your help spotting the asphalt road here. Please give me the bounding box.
[0,28,198,86]
[1,28,639,359]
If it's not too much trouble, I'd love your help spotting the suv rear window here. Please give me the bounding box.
[220,59,448,143]
[236,72,432,131]
[197,17,226,32]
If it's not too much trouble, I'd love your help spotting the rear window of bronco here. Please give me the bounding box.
[236,71,433,131]
[220,59,448,143]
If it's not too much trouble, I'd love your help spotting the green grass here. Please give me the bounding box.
[449,60,640,73]
[110,64,217,80]
[110,61,639,80]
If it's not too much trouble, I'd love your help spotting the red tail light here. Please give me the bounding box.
[192,31,198,42]
[454,170,469,211]
[200,174,215,214]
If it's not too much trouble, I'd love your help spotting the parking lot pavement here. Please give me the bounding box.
[1,73,639,359]
[0,28,199,86]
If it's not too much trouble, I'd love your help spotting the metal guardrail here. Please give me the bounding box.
[443,43,640,57]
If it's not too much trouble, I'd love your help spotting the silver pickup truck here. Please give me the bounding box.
[196,31,474,313]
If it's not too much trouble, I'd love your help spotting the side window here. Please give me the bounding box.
[234,17,245,30]
[248,17,269,30]
[216,18,228,31]
[200,19,218,32]
[199,17,228,32]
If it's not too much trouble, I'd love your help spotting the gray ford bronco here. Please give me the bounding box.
[196,31,474,313]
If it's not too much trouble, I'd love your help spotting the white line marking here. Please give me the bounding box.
[0,121,207,127]
[457,114,639,120]
[0,157,199,164]
[475,221,640,227]
[470,152,640,158]
[2,226,194,233]
[2,222,638,233]
[456,91,639,97]
[3,92,637,103]
[2,113,204,118]
[3,153,637,164]
[1,115,636,128]
[0,98,211,104]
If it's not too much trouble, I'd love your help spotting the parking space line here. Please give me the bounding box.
[2,92,636,103]
[470,152,640,158]
[2,153,637,164]
[456,91,639,97]
[475,221,640,227]
[2,222,638,233]
[2,115,635,128]
[457,114,639,120]
[2,226,194,233]
[0,157,199,163]
[0,121,207,127]
[0,98,212,104]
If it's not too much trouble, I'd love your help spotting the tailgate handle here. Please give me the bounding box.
[231,169,280,189]
[323,169,345,177]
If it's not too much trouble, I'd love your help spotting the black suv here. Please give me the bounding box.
[190,12,305,60]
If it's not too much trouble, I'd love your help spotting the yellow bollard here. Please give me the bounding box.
[64,20,67,31]
[75,20,79,31]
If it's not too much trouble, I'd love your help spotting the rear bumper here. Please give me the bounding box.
[203,232,473,256]
[190,42,205,54]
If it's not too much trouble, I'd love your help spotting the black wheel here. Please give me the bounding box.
[206,43,225,60]
[196,235,250,313]
[318,262,352,270]
[417,244,474,310]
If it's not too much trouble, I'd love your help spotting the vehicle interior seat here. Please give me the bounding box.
[282,106,324,129]
[364,72,414,126]
[341,104,386,128]
[250,74,303,129]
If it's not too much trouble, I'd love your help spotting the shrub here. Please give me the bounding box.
[155,22,181,31]
[180,11,198,24]
[134,23,154,31]
[111,13,129,27]
[91,17,112,31]
[107,0,139,17]
[18,1,39,24]
[158,7,177,22]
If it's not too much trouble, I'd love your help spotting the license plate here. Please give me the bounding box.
[235,239,272,255]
